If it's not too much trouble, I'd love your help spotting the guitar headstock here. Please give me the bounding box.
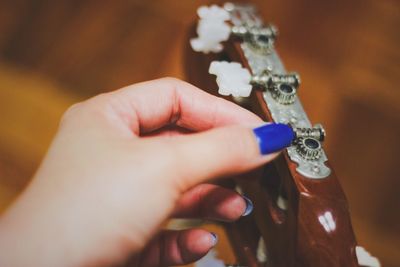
[185,3,380,267]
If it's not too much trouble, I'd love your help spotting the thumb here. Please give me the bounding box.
[162,123,294,191]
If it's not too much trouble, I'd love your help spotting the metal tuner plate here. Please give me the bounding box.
[226,3,331,179]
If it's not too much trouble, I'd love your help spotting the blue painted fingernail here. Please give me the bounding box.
[253,123,295,155]
[242,195,253,216]
[210,232,218,246]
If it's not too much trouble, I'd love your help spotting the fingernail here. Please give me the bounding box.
[253,123,295,155]
[210,232,218,246]
[242,195,253,216]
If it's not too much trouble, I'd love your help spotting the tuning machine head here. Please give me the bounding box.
[292,124,326,161]
[209,60,300,101]
[232,24,278,54]
[252,72,300,105]
[190,5,278,54]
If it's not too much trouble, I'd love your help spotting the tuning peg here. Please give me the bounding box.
[209,61,300,101]
[232,24,278,54]
[292,124,325,142]
[356,246,381,267]
[291,124,326,161]
[190,5,231,53]
[190,5,278,54]
[209,61,252,97]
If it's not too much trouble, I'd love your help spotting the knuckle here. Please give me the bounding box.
[59,93,113,127]
[160,76,182,84]
[60,102,85,126]
[159,77,187,93]
[85,92,113,110]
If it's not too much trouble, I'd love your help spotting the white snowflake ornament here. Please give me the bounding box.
[190,5,231,53]
[209,61,253,97]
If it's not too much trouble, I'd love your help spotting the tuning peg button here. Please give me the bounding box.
[356,246,381,267]
[190,5,231,53]
[209,61,252,97]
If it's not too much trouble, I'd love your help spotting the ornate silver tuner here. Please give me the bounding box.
[231,24,278,54]
[292,124,326,161]
[209,60,300,102]
[293,123,325,141]
[252,72,300,104]
[208,61,253,97]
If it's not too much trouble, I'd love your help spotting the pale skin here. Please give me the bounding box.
[0,78,279,267]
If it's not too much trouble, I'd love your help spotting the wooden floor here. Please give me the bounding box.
[0,0,399,266]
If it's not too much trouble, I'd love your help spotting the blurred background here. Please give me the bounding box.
[0,0,398,266]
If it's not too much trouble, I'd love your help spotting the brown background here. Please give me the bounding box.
[0,0,399,266]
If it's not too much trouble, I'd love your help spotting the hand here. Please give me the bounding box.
[0,78,293,267]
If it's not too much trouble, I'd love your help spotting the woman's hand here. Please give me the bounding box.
[0,78,293,267]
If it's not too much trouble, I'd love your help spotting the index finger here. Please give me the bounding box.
[107,77,262,135]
